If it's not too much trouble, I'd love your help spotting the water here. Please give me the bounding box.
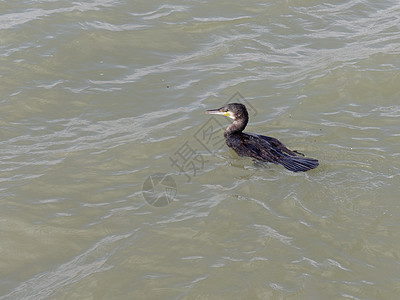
[1,0,400,299]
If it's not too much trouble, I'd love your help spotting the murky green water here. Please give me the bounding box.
[1,0,400,299]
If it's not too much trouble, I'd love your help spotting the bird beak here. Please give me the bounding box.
[205,107,230,117]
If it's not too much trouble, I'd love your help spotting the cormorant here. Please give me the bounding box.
[205,103,318,172]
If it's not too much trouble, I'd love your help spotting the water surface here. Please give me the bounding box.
[1,0,400,299]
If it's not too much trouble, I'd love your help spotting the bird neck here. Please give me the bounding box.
[225,118,248,136]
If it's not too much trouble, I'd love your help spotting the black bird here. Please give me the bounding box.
[206,103,318,172]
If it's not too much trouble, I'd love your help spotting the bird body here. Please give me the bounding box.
[206,103,318,172]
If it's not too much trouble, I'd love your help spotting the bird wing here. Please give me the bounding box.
[229,133,319,172]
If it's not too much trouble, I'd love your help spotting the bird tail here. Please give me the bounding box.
[278,155,319,172]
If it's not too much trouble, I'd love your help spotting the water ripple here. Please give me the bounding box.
[0,0,118,29]
[0,231,136,300]
[2,0,400,298]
